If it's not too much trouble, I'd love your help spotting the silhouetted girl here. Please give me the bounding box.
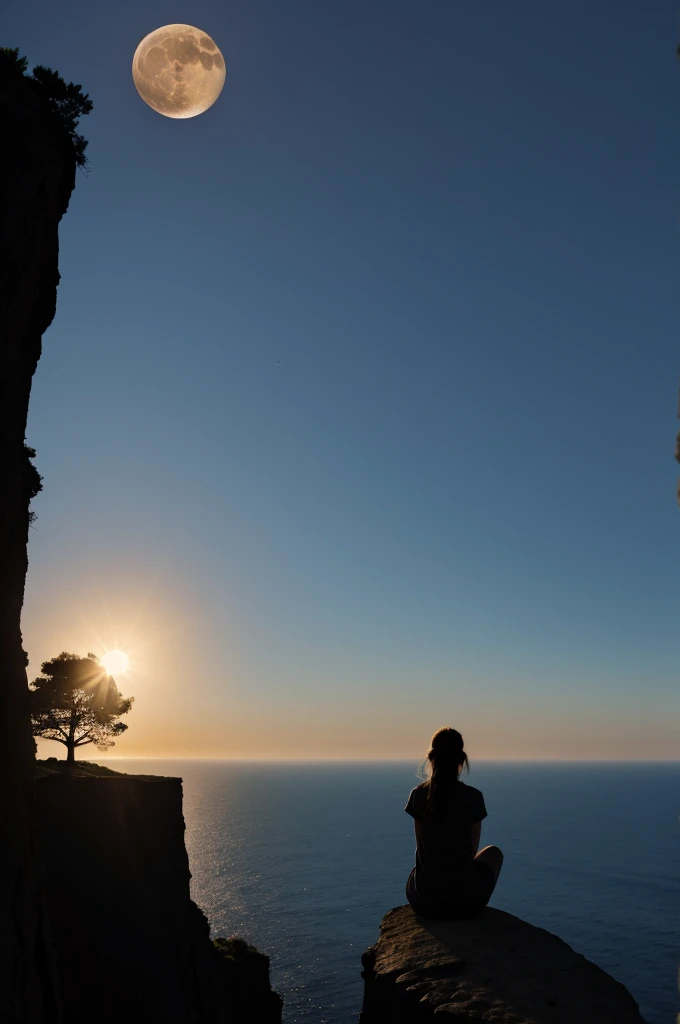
[405,727,503,919]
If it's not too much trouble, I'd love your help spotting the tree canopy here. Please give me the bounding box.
[30,652,133,763]
[0,47,92,165]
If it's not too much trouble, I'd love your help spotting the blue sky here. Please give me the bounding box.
[9,0,680,757]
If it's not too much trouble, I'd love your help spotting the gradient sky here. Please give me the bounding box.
[8,1,679,759]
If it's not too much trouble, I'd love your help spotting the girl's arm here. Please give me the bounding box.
[470,820,482,856]
[414,820,424,846]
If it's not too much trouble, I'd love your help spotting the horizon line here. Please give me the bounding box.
[91,755,680,763]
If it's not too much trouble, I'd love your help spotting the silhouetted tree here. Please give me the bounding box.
[30,653,133,763]
[0,47,92,165]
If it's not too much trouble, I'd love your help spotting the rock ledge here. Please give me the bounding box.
[360,905,646,1023]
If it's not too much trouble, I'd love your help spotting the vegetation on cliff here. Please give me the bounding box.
[213,937,284,1022]
[30,652,133,763]
[0,46,92,164]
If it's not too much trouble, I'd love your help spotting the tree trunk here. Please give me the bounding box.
[67,716,75,765]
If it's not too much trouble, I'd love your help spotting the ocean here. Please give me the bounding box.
[110,760,679,1024]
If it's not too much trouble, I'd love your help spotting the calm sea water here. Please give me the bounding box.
[111,760,679,1024]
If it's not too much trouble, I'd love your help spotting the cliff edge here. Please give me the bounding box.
[360,905,646,1024]
[35,762,282,1024]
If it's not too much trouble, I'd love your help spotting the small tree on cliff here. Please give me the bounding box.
[30,652,133,763]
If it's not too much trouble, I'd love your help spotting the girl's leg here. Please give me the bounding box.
[474,844,504,884]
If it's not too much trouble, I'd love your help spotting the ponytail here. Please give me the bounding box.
[423,727,469,817]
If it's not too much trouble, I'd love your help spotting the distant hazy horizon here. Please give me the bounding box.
[38,750,680,764]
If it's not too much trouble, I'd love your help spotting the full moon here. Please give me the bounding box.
[132,24,226,119]
[101,650,129,676]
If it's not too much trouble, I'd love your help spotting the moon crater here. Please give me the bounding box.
[132,24,226,119]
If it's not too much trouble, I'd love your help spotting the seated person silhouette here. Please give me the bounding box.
[405,727,503,920]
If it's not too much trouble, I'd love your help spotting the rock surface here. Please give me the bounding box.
[360,905,647,1024]
[35,766,282,1024]
[1,55,78,1022]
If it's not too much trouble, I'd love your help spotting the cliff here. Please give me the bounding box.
[0,54,78,782]
[360,906,646,1024]
[0,52,79,1021]
[35,762,282,1024]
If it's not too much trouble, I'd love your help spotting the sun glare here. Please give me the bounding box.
[101,649,129,676]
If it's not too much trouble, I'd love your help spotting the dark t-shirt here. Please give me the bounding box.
[405,780,487,899]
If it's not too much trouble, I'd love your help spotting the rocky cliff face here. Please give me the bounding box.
[360,906,647,1024]
[35,765,282,1024]
[0,58,78,1021]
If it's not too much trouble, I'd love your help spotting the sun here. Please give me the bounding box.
[100,649,129,676]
